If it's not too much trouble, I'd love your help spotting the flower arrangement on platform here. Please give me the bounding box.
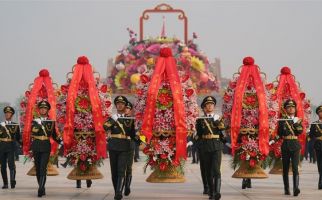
[65,138,103,174]
[107,28,219,94]
[231,136,266,170]
[143,136,184,175]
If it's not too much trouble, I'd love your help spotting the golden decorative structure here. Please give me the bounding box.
[27,163,59,176]
[232,161,268,179]
[269,158,297,175]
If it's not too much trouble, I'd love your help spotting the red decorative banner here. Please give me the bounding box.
[23,69,58,155]
[231,59,269,156]
[273,67,306,155]
[63,57,106,159]
[141,48,187,160]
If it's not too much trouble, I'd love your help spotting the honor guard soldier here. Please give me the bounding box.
[309,105,322,189]
[31,100,61,197]
[196,96,226,200]
[278,99,303,196]
[103,96,136,200]
[0,106,21,189]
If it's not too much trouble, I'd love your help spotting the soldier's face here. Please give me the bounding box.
[125,108,132,115]
[286,106,296,115]
[318,111,322,119]
[204,103,215,113]
[39,108,49,116]
[4,112,13,120]
[116,102,126,112]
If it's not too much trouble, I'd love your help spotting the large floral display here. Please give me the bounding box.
[20,69,60,176]
[106,28,219,94]
[222,57,277,178]
[267,67,311,174]
[56,56,112,179]
[134,48,198,182]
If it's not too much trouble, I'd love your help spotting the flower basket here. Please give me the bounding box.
[232,161,268,179]
[67,165,103,180]
[146,165,185,183]
[27,163,59,176]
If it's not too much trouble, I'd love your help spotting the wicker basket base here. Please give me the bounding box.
[27,163,59,176]
[232,161,268,179]
[67,166,103,180]
[146,168,185,183]
[269,159,296,175]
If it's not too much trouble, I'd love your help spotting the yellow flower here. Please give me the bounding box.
[146,58,154,66]
[191,56,205,72]
[115,70,127,89]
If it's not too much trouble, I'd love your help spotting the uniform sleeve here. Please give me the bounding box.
[16,126,22,145]
[278,121,284,137]
[31,121,40,135]
[196,119,202,138]
[51,124,61,144]
[292,121,303,135]
[215,118,226,131]
[103,118,114,131]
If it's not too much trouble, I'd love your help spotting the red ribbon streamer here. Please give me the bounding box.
[141,55,187,160]
[22,73,58,155]
[273,73,306,155]
[63,64,106,159]
[231,65,269,156]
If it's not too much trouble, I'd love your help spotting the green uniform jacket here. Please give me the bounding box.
[0,122,20,152]
[196,116,226,152]
[104,117,136,152]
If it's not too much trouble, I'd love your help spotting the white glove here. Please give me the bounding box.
[186,141,193,147]
[34,118,42,125]
[111,114,118,121]
[213,114,220,121]
[0,122,6,127]
[269,140,275,145]
[293,117,300,123]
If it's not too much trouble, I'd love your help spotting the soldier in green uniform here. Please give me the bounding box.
[309,105,322,189]
[196,96,226,200]
[0,106,21,189]
[278,99,303,196]
[122,101,136,196]
[103,96,136,200]
[31,100,61,197]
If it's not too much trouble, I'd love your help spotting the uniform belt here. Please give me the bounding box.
[0,138,13,142]
[110,134,131,140]
[316,136,322,140]
[202,134,220,139]
[284,135,298,140]
[32,135,49,141]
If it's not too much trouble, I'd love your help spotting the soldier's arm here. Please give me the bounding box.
[278,121,284,137]
[214,118,226,131]
[196,119,202,138]
[103,118,114,132]
[51,124,61,144]
[292,121,303,135]
[16,126,22,145]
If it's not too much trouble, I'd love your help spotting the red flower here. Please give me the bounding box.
[260,155,266,161]
[265,83,273,90]
[249,159,257,168]
[20,102,26,109]
[140,74,149,84]
[304,103,310,109]
[158,93,172,106]
[77,56,89,65]
[80,154,87,161]
[79,162,87,171]
[25,91,31,98]
[92,155,98,162]
[243,57,255,65]
[105,101,111,108]
[280,66,291,75]
[57,117,66,124]
[143,146,151,155]
[148,159,156,166]
[159,162,168,171]
[185,89,194,97]
[78,98,90,109]
[61,85,69,94]
[240,153,246,160]
[181,74,190,83]
[249,151,257,157]
[269,111,276,117]
[223,94,231,103]
[136,113,143,120]
[100,85,108,93]
[271,95,277,100]
[229,81,237,89]
[252,118,259,125]
[160,154,168,159]
[39,87,47,98]
[245,96,256,105]
[136,89,143,96]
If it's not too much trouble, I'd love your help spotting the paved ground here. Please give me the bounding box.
[0,154,320,199]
